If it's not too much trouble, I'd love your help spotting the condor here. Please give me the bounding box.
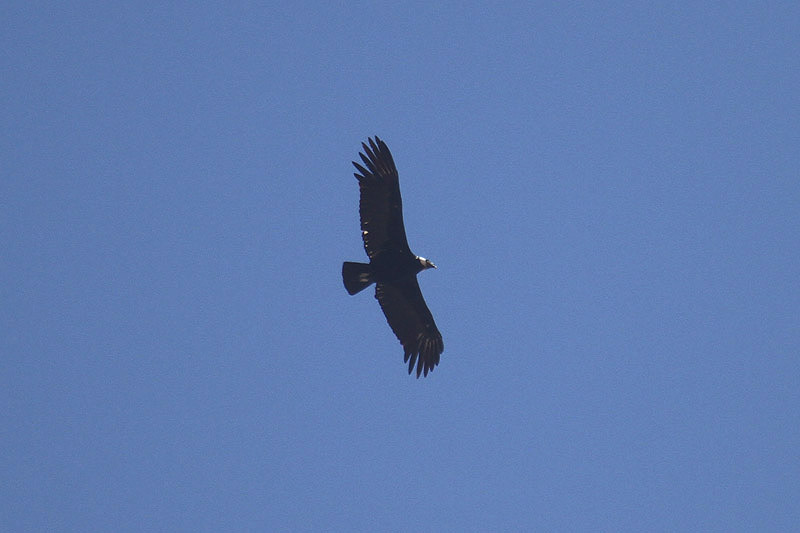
[342,137,443,377]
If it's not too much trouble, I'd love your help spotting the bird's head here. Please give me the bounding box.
[417,256,437,270]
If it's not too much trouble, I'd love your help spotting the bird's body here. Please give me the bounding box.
[342,137,443,377]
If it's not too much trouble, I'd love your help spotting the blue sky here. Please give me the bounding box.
[2,2,799,531]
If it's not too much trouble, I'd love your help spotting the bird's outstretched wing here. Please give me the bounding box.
[352,137,412,259]
[375,277,443,377]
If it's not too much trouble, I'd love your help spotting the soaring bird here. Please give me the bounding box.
[342,137,443,377]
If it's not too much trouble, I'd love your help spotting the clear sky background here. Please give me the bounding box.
[2,2,799,531]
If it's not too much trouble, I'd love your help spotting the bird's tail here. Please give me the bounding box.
[342,262,373,295]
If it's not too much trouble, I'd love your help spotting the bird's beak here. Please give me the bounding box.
[430,262,437,269]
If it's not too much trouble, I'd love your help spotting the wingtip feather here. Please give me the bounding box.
[352,161,370,179]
